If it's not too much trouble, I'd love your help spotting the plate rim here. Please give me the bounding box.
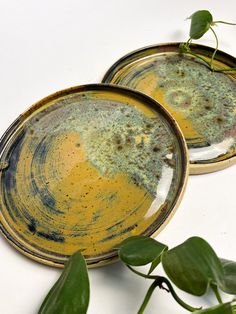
[0,83,189,268]
[102,42,236,174]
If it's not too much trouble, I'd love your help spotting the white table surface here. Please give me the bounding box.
[0,1,236,313]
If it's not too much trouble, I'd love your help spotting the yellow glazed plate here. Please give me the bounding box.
[102,43,236,174]
[0,84,188,267]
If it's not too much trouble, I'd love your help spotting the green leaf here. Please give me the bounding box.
[194,303,234,314]
[39,251,90,314]
[189,10,213,39]
[162,237,224,296]
[220,259,236,294]
[119,236,168,267]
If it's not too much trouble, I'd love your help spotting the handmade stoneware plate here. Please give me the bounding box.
[0,84,188,267]
[102,43,236,174]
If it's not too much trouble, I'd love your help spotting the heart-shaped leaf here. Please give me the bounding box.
[189,10,213,39]
[220,258,236,294]
[162,237,224,296]
[119,236,168,267]
[39,251,90,314]
[194,303,234,314]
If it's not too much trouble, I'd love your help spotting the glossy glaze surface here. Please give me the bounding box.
[103,44,236,173]
[0,85,188,267]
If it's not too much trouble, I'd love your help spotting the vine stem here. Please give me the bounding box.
[180,47,236,73]
[161,277,201,312]
[184,51,212,68]
[213,20,236,26]
[210,26,219,69]
[127,265,157,279]
[186,38,192,49]
[138,280,159,314]
[211,284,223,304]
[126,266,201,313]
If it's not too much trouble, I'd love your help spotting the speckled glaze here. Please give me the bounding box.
[103,43,236,174]
[0,85,188,267]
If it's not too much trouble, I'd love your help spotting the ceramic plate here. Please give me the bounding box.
[0,84,188,267]
[103,43,236,174]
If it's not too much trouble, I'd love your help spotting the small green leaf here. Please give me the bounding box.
[220,259,236,294]
[194,303,234,314]
[162,237,224,296]
[119,236,168,267]
[39,251,90,314]
[189,10,213,39]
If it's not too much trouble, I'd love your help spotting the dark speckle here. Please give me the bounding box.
[153,145,160,152]
[28,219,37,234]
[216,116,224,124]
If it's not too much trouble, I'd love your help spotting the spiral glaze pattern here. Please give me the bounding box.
[0,86,187,266]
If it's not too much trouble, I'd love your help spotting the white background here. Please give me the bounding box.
[0,1,236,313]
